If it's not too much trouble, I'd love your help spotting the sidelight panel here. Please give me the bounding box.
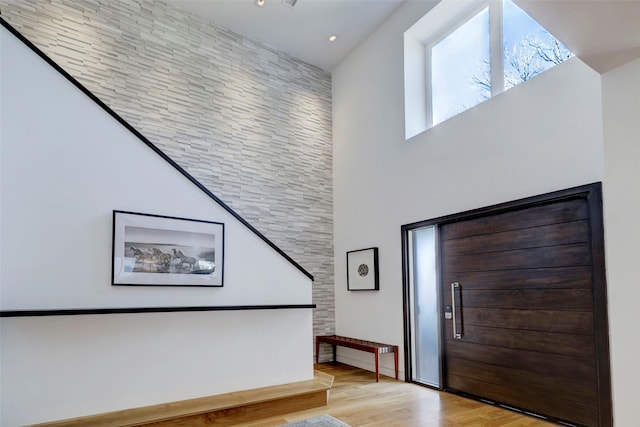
[408,226,441,388]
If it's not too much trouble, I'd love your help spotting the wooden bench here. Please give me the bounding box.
[316,335,398,382]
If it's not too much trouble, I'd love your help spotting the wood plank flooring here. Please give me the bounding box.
[235,363,555,427]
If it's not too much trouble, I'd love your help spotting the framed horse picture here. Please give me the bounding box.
[112,210,224,287]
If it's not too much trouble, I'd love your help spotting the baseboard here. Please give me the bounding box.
[30,372,334,427]
[336,352,403,380]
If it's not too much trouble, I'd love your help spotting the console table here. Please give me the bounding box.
[315,335,399,382]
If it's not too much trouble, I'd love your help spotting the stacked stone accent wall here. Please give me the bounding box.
[0,0,334,355]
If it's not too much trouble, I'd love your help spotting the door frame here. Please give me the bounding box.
[401,182,612,426]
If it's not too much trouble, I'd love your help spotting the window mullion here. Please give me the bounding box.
[489,0,504,96]
[425,46,433,129]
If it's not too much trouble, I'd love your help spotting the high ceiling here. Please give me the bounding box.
[167,0,640,73]
[166,0,406,71]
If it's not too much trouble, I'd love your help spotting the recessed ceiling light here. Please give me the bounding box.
[254,0,265,7]
[328,35,337,42]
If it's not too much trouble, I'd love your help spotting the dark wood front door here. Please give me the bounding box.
[440,185,611,426]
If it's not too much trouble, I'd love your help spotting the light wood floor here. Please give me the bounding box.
[237,362,555,427]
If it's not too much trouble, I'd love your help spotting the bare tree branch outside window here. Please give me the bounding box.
[471,31,573,97]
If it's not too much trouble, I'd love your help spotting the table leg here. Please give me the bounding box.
[394,347,399,380]
[332,344,336,362]
[315,337,319,364]
[375,351,379,382]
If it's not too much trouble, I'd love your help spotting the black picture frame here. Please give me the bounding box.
[346,247,379,291]
[112,210,224,287]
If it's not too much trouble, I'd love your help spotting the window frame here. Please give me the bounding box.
[404,0,571,139]
[424,0,507,128]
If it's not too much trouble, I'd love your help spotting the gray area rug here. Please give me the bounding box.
[280,414,351,427]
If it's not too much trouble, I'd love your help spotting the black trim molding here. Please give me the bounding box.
[0,16,313,282]
[1,305,316,318]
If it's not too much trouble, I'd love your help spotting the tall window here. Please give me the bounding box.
[426,0,572,127]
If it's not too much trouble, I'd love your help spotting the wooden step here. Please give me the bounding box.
[31,371,334,427]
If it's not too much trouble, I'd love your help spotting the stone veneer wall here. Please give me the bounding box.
[0,0,334,354]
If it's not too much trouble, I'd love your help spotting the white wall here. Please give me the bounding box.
[0,25,313,426]
[332,0,604,380]
[0,310,313,426]
[602,58,640,427]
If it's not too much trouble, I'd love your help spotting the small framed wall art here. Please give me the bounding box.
[346,247,379,291]
[112,210,224,287]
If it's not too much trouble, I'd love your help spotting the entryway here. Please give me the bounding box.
[402,183,612,427]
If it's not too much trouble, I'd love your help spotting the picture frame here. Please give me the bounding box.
[112,210,224,287]
[346,247,379,291]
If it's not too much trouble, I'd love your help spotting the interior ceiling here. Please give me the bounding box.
[167,0,640,73]
[515,0,640,74]
[166,0,406,71]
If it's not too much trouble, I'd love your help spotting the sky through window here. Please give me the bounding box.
[431,7,489,126]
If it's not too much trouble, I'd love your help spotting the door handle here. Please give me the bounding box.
[451,282,462,339]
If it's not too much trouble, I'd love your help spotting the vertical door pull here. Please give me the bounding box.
[451,282,462,339]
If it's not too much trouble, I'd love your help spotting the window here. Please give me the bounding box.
[404,0,573,136]
[431,7,490,125]
[501,0,572,90]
